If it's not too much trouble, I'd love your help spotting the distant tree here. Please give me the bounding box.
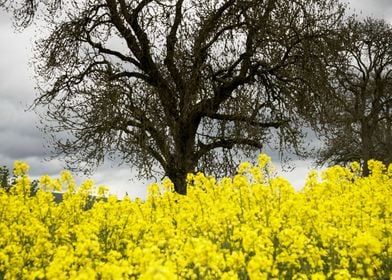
[316,17,392,175]
[3,0,344,194]
[0,165,11,192]
[0,165,39,195]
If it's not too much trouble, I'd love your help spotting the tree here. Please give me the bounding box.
[0,0,62,28]
[3,0,344,194]
[0,165,11,192]
[316,17,392,175]
[0,165,39,195]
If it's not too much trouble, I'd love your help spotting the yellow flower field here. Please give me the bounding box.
[0,155,391,279]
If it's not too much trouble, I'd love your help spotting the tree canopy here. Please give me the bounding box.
[1,0,345,194]
[0,0,63,28]
[316,17,392,175]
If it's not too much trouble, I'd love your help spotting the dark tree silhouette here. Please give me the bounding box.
[0,0,62,28]
[316,17,392,175]
[2,0,345,194]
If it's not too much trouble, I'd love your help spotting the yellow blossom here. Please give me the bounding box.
[0,156,391,279]
[13,161,29,176]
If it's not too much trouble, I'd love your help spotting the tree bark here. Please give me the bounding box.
[361,122,371,176]
[164,128,196,195]
[168,169,188,195]
[167,150,195,195]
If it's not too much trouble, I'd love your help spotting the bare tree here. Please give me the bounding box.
[0,0,62,28]
[4,0,344,194]
[316,17,392,175]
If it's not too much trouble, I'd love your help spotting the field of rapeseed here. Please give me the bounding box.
[0,155,391,279]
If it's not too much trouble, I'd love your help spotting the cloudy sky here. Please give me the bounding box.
[0,0,391,199]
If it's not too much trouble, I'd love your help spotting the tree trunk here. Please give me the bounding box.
[165,120,199,195]
[361,122,371,176]
[165,145,196,195]
[166,160,195,195]
[170,171,188,195]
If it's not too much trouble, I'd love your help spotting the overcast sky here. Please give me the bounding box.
[0,0,391,199]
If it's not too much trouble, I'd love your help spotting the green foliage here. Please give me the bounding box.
[0,165,39,195]
[0,165,11,192]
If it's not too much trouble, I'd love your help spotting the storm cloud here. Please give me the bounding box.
[343,0,392,22]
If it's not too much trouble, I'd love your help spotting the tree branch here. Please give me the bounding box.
[196,137,263,161]
[105,0,143,61]
[165,0,185,94]
[107,0,178,122]
[205,113,286,128]
[108,71,151,83]
[85,35,142,68]
[121,107,172,165]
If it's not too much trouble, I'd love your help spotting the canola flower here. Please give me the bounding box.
[0,155,391,279]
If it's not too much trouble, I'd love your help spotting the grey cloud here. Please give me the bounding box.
[92,163,150,199]
[24,157,66,177]
[0,95,46,161]
[0,34,34,105]
[0,155,60,176]
[0,129,45,158]
[344,0,392,22]
[0,11,12,26]
[0,101,37,132]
